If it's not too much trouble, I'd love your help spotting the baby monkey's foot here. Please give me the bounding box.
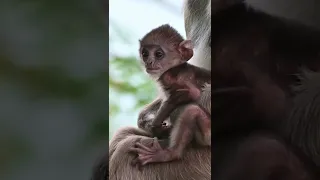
[130,138,175,166]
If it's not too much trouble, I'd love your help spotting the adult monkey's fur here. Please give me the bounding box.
[91,0,320,179]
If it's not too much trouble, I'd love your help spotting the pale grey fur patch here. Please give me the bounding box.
[184,0,211,69]
[198,83,211,114]
[145,113,155,121]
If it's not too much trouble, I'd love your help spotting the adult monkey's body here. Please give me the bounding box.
[93,0,320,180]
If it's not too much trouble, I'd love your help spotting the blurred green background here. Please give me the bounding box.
[0,0,184,179]
[109,0,185,137]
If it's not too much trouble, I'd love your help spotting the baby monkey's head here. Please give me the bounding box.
[139,24,193,78]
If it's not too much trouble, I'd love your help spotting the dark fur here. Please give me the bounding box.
[140,24,185,49]
[210,4,320,180]
[153,63,211,127]
[161,62,211,85]
[213,133,317,180]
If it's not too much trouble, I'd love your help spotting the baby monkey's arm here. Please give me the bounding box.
[152,80,201,133]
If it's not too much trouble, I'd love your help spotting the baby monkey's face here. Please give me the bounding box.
[139,44,182,77]
[138,24,193,78]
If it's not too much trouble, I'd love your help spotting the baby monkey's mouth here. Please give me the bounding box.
[146,67,160,73]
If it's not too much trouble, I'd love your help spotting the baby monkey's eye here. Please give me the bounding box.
[141,49,149,57]
[155,50,164,59]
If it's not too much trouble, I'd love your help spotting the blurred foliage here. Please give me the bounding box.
[0,0,108,179]
[107,55,157,140]
[109,56,157,108]
[0,130,32,175]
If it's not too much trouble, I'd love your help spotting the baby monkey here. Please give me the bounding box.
[130,24,211,166]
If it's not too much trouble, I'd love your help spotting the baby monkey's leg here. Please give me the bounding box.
[131,104,210,166]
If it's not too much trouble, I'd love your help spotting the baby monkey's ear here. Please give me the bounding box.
[178,40,193,61]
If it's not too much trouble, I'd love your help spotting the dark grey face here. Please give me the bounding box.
[139,44,182,77]
[141,45,165,62]
[140,45,165,75]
